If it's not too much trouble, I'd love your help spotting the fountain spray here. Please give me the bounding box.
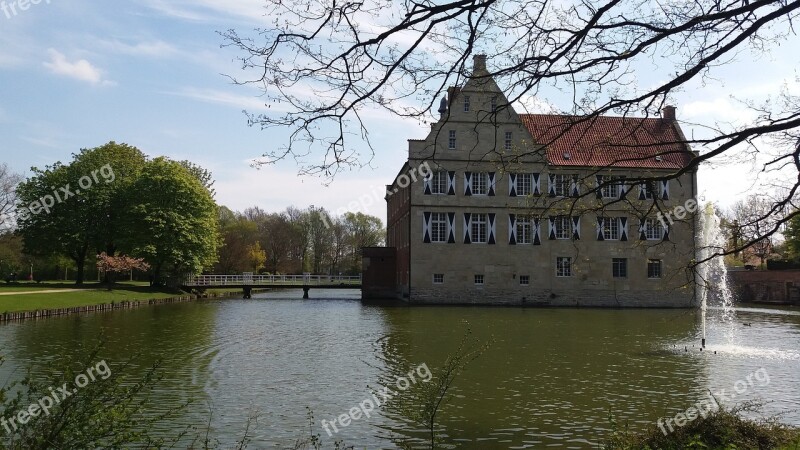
[696,202,736,349]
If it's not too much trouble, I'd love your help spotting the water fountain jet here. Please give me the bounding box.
[696,203,736,349]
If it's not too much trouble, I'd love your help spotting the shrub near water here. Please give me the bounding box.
[603,402,800,450]
[0,348,189,449]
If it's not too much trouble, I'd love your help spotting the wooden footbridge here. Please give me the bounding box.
[183,273,362,298]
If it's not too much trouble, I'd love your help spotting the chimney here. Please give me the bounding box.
[662,105,676,121]
[473,54,488,74]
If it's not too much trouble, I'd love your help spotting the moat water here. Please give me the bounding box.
[1,290,798,448]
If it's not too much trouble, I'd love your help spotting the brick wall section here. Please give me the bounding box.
[728,269,800,305]
[362,247,398,299]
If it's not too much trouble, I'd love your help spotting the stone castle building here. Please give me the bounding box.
[365,55,698,307]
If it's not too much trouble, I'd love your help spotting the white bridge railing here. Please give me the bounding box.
[185,274,362,287]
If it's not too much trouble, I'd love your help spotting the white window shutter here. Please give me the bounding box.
[423,212,431,243]
[488,213,496,244]
[509,214,517,245]
[597,216,604,241]
[447,171,456,195]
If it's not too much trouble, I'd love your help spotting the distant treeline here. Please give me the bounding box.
[216,205,383,276]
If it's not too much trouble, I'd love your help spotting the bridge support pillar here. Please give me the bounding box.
[243,286,252,299]
[303,287,310,299]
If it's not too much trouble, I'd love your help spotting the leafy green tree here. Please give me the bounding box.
[306,206,333,274]
[784,213,800,262]
[72,142,147,258]
[343,212,384,273]
[215,211,259,274]
[16,162,92,283]
[15,142,146,284]
[0,232,24,277]
[246,241,267,274]
[179,160,216,198]
[120,157,220,284]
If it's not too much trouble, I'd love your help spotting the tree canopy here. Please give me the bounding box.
[120,157,220,284]
[15,143,220,285]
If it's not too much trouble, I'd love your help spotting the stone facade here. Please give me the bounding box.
[384,56,698,307]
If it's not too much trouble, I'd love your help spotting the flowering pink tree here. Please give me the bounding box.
[96,252,150,288]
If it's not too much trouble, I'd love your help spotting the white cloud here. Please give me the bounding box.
[98,39,177,58]
[681,97,758,125]
[43,49,113,85]
[144,0,267,23]
[167,87,271,111]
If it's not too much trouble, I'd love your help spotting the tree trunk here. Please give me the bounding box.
[74,255,86,285]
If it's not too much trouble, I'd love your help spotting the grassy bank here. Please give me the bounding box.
[0,282,184,313]
[604,403,800,450]
[0,282,254,314]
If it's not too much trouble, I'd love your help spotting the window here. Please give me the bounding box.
[472,172,489,195]
[463,95,471,112]
[519,275,530,286]
[556,257,572,277]
[644,218,665,240]
[504,131,512,150]
[600,176,622,198]
[553,215,571,240]
[612,258,627,278]
[553,174,575,197]
[431,171,448,194]
[431,212,448,243]
[448,130,456,149]
[641,181,662,199]
[516,173,533,196]
[474,274,484,285]
[471,213,488,243]
[433,273,444,284]
[491,96,497,112]
[648,259,662,279]
[602,217,620,240]
[516,217,533,244]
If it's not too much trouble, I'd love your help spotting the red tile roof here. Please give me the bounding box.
[519,114,694,169]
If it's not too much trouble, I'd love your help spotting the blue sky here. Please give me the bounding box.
[1,0,797,222]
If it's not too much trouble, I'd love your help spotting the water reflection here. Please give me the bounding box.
[0,294,797,448]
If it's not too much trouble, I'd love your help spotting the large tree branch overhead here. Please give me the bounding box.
[222,0,800,180]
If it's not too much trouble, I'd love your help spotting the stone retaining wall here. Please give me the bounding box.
[409,286,696,308]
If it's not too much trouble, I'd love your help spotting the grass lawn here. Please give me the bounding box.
[0,281,253,314]
[0,282,186,313]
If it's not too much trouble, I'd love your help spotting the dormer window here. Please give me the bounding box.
[563,152,571,160]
